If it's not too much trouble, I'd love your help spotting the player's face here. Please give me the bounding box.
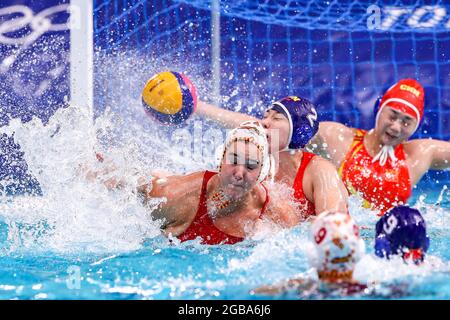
[375,107,418,146]
[220,141,262,199]
[261,109,290,152]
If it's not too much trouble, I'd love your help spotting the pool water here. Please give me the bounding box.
[0,88,448,300]
[0,183,448,299]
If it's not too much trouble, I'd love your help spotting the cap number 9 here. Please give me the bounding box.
[383,215,398,235]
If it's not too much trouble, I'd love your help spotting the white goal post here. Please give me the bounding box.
[70,0,94,120]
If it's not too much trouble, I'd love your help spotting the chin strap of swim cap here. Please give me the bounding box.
[217,121,271,183]
[371,143,397,166]
[267,153,276,183]
[372,79,424,166]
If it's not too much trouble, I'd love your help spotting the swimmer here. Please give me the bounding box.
[196,96,349,219]
[309,79,450,214]
[197,80,450,214]
[252,211,369,297]
[375,205,429,265]
[136,122,301,245]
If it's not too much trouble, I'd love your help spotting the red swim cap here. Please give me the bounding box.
[378,79,425,125]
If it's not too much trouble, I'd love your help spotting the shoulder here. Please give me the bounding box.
[170,170,207,182]
[150,170,207,199]
[308,154,339,172]
[403,138,439,148]
[403,138,450,160]
[402,139,434,156]
[317,122,359,166]
[161,170,205,187]
[305,155,341,183]
[253,182,270,209]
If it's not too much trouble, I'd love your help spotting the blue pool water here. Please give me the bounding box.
[0,184,448,300]
[0,53,448,300]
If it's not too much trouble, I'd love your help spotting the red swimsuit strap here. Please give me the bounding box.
[177,171,244,244]
[184,170,218,229]
[338,130,412,214]
[339,129,367,181]
[178,170,271,244]
[197,170,217,210]
[260,182,270,216]
[293,151,316,191]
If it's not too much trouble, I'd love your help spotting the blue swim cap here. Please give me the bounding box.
[268,96,319,150]
[375,206,429,264]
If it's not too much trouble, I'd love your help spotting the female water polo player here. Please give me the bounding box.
[309,79,450,214]
[196,96,349,218]
[135,123,301,245]
[197,79,450,214]
[252,211,369,297]
[375,205,430,265]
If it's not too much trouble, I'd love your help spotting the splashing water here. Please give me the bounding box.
[0,50,448,299]
[0,50,244,256]
[0,105,163,254]
[0,107,448,298]
[0,50,242,255]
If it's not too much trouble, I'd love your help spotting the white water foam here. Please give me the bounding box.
[0,50,262,255]
[0,105,163,254]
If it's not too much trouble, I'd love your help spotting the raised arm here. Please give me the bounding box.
[404,139,450,185]
[309,157,349,214]
[80,153,129,190]
[306,122,331,159]
[429,139,450,170]
[196,100,259,128]
[136,171,204,227]
[306,121,354,167]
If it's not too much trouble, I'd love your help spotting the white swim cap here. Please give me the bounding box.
[217,121,272,183]
[309,211,365,282]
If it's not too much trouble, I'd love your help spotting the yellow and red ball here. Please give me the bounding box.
[141,71,197,125]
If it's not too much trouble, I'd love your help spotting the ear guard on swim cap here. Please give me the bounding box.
[375,205,429,264]
[309,212,365,282]
[373,95,382,118]
[373,94,424,130]
[269,96,319,150]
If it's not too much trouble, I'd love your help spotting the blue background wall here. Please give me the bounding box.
[93,0,450,188]
[0,0,70,126]
[0,0,70,195]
